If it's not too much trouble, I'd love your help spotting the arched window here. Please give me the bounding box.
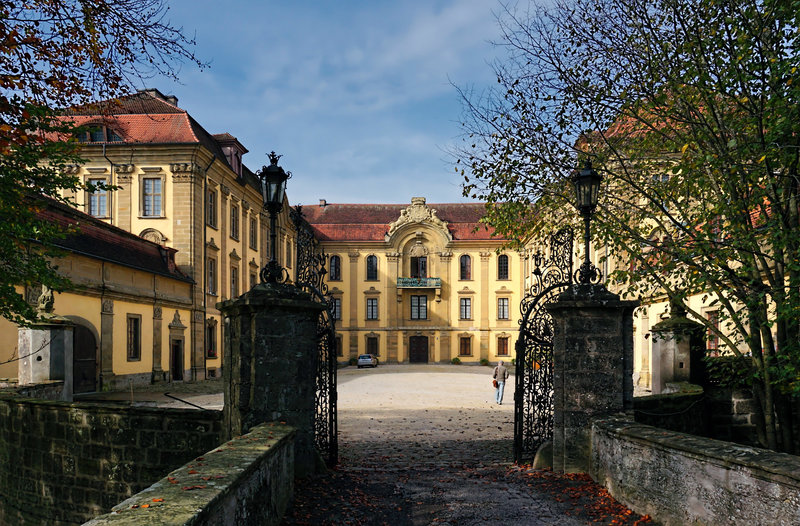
[497,254,509,280]
[329,255,341,280]
[459,254,471,280]
[366,255,378,280]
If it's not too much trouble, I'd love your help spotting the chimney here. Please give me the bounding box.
[140,88,179,107]
[319,199,327,207]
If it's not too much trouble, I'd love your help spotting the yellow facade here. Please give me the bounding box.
[305,198,523,365]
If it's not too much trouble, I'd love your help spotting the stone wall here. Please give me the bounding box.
[84,423,295,526]
[592,416,800,526]
[0,397,223,525]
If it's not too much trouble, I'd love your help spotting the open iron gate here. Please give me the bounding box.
[514,228,573,464]
[292,206,338,467]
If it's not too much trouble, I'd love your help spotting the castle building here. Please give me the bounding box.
[0,89,297,388]
[301,197,523,364]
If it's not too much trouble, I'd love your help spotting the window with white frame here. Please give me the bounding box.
[411,295,427,320]
[141,177,163,217]
[366,255,378,280]
[497,336,509,356]
[230,266,239,297]
[498,254,509,280]
[497,297,510,320]
[331,298,342,320]
[366,297,378,320]
[329,255,341,280]
[87,177,108,217]
[207,258,217,295]
[249,217,257,249]
[207,190,217,227]
[460,297,472,320]
[230,204,239,240]
[460,254,471,280]
[127,315,141,361]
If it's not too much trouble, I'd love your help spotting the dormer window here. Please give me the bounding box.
[77,125,123,143]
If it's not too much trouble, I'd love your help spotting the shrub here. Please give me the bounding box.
[480,358,490,366]
[349,357,357,366]
[451,357,462,365]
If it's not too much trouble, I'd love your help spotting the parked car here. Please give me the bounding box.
[357,354,379,368]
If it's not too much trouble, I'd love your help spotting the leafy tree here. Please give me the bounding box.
[456,0,800,452]
[0,0,203,324]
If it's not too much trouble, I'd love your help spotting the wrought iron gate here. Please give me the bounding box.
[514,227,573,464]
[292,206,338,467]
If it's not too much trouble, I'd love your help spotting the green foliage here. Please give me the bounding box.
[705,356,752,390]
[349,357,358,366]
[451,357,462,365]
[0,1,203,324]
[479,358,490,366]
[457,0,800,451]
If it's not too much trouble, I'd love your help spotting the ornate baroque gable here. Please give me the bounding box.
[386,197,452,242]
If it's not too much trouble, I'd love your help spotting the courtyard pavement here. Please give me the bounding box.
[92,364,652,525]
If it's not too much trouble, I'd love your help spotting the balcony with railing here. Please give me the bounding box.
[396,277,441,289]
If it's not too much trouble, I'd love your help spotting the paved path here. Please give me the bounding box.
[88,364,651,525]
[284,365,652,525]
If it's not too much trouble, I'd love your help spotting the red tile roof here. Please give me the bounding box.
[35,197,193,283]
[58,90,263,194]
[299,202,500,242]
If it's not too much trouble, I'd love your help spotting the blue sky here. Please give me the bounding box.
[157,1,503,206]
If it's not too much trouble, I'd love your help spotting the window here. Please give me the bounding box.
[411,295,427,320]
[230,266,239,297]
[366,298,378,320]
[460,255,471,280]
[410,256,427,278]
[286,238,292,268]
[497,298,509,320]
[498,254,509,280]
[460,297,472,320]
[331,298,342,320]
[230,204,239,239]
[207,258,217,295]
[249,218,257,249]
[329,255,341,280]
[127,315,141,361]
[206,323,217,358]
[87,178,108,217]
[207,190,217,227]
[367,336,379,356]
[336,336,343,357]
[77,125,123,143]
[706,311,720,355]
[250,272,257,289]
[366,255,378,280]
[459,337,471,356]
[141,177,163,217]
[497,337,509,356]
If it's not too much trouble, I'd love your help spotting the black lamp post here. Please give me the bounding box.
[571,160,603,284]
[258,151,291,284]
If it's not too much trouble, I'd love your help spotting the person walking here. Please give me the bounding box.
[493,360,509,405]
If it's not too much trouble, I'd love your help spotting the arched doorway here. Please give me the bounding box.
[73,324,97,393]
[409,336,428,363]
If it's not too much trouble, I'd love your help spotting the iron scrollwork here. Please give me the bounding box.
[514,227,573,464]
[292,206,338,467]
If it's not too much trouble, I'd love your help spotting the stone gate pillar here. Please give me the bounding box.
[546,283,638,473]
[650,303,706,394]
[218,282,325,477]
